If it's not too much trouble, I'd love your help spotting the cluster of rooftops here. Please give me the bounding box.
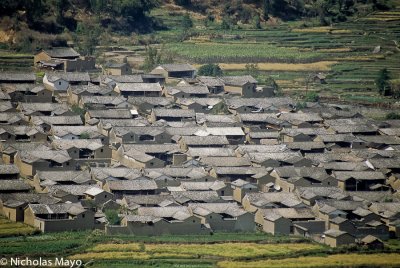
[0,62,399,248]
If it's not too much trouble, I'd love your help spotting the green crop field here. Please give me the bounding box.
[0,229,399,267]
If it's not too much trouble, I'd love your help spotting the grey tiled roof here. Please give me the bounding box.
[41,47,80,58]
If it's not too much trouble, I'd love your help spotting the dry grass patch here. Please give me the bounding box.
[218,253,400,268]
[218,61,338,72]
[144,243,322,259]
[90,243,142,252]
[70,252,150,260]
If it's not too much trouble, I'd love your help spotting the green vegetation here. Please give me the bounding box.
[79,133,90,139]
[386,112,400,119]
[0,229,399,267]
[104,210,120,225]
[211,102,230,115]
[376,68,391,96]
[166,43,323,64]
[198,63,223,76]
[304,91,320,102]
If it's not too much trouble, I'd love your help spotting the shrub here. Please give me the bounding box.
[105,210,121,225]
[304,92,319,102]
[376,68,391,96]
[198,64,223,76]
[386,112,400,120]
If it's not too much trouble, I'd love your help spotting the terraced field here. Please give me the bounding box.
[0,217,38,238]
[151,7,400,104]
[0,51,33,71]
[0,229,399,267]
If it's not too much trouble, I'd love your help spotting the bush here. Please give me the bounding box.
[198,64,223,76]
[105,209,121,225]
[386,112,400,120]
[304,92,319,102]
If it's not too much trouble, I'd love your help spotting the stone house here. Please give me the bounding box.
[104,62,132,75]
[67,83,116,105]
[115,83,162,97]
[1,84,52,103]
[14,149,74,178]
[334,171,387,191]
[151,64,196,80]
[24,203,96,232]
[43,72,90,92]
[166,85,209,99]
[51,139,111,160]
[103,179,158,198]
[0,73,36,84]
[188,202,255,232]
[0,193,60,222]
[255,207,315,235]
[150,108,195,123]
[197,76,225,94]
[324,229,355,247]
[231,179,258,203]
[0,164,20,180]
[0,126,47,143]
[34,47,95,72]
[220,76,257,97]
[109,126,170,144]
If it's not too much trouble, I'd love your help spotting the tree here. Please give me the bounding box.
[181,13,193,30]
[262,0,270,20]
[142,46,162,72]
[175,0,191,6]
[105,209,120,225]
[220,16,232,30]
[376,68,391,96]
[198,64,223,76]
[245,63,259,77]
[75,20,101,55]
[253,15,262,29]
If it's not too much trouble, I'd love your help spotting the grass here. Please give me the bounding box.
[218,253,400,268]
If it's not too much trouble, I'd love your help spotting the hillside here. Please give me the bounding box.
[0,0,397,53]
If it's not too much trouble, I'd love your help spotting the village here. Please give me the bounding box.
[0,46,399,250]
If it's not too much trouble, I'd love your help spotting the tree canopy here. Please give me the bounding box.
[198,64,223,76]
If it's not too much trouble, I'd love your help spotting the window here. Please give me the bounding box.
[66,162,70,166]
[58,81,61,86]
[105,195,107,198]
[100,149,104,153]
[82,214,85,218]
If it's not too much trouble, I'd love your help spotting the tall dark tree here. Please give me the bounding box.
[376,68,391,96]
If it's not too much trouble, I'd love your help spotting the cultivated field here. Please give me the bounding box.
[149,6,400,105]
[0,217,37,238]
[0,229,400,267]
